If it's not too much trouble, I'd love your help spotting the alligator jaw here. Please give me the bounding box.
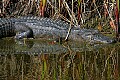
[81,33,115,44]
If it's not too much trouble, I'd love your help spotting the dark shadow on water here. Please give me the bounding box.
[0,38,119,80]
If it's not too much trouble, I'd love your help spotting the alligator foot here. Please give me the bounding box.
[14,23,34,39]
[15,31,34,39]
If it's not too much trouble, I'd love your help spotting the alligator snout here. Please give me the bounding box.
[100,38,116,44]
[81,33,116,44]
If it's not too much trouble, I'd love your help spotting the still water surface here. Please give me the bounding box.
[0,38,119,80]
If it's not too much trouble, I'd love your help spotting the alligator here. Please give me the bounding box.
[0,16,115,43]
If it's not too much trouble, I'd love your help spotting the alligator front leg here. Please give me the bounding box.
[14,23,34,39]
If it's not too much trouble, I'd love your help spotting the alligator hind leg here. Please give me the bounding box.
[14,23,34,39]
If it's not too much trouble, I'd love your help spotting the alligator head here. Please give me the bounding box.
[80,30,116,43]
[71,28,116,44]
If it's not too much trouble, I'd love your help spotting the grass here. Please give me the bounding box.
[0,0,117,29]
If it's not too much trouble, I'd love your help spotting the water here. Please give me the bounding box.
[0,38,119,80]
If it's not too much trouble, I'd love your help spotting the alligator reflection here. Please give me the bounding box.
[0,38,119,80]
[0,38,112,54]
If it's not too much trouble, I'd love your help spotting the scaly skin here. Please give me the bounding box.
[0,16,115,43]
